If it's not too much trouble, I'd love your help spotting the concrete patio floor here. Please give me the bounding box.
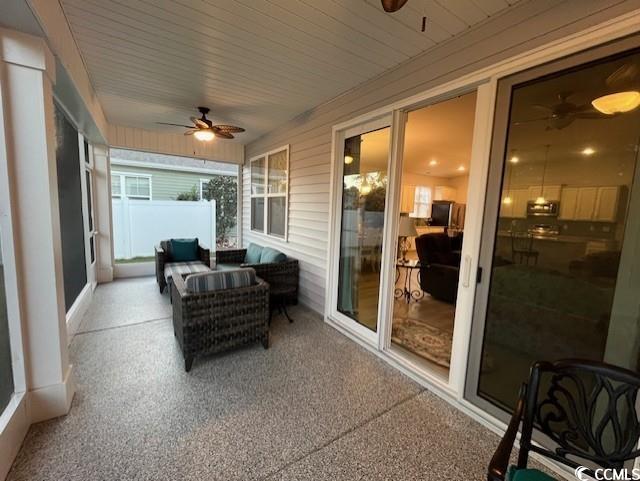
[7,276,526,480]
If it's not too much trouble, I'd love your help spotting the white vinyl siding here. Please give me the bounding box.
[241,1,636,315]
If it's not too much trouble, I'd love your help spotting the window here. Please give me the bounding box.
[411,186,432,218]
[111,172,151,200]
[250,146,289,239]
[199,179,210,201]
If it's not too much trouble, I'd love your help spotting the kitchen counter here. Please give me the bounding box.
[497,230,615,245]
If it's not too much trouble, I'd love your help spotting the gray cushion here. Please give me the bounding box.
[164,261,210,283]
[244,243,263,264]
[259,246,286,264]
[185,268,256,293]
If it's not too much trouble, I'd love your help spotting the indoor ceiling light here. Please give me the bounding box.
[535,196,546,205]
[503,196,513,205]
[592,91,640,115]
[194,129,215,141]
[429,159,438,166]
[509,156,520,164]
[344,155,354,165]
[581,147,596,156]
[457,166,466,172]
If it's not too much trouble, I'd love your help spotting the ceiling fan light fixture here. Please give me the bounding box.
[592,91,640,115]
[194,129,215,142]
[381,0,408,12]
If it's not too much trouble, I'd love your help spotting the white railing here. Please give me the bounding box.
[112,198,216,259]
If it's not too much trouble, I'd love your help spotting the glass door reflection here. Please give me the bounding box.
[337,127,390,332]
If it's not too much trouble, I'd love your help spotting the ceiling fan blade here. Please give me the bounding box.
[381,0,408,12]
[513,116,551,125]
[190,117,209,129]
[184,130,197,136]
[214,130,234,139]
[156,122,195,128]
[213,125,245,133]
[574,112,608,119]
[531,104,553,112]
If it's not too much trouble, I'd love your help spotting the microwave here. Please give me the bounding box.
[526,200,559,217]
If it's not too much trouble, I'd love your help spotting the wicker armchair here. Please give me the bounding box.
[171,273,269,372]
[216,248,299,306]
[155,240,211,293]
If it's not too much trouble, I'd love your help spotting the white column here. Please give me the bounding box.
[1,28,75,422]
[93,144,114,283]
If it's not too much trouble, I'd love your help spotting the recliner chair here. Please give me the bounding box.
[415,233,461,304]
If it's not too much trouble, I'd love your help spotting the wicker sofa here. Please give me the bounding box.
[171,268,269,371]
[155,239,211,293]
[216,246,299,306]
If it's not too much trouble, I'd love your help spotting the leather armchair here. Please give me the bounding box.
[415,233,461,304]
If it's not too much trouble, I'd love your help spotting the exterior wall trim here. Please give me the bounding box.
[110,158,239,177]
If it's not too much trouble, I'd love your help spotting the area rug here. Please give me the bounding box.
[392,317,452,368]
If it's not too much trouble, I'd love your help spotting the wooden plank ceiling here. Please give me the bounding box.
[60,0,518,143]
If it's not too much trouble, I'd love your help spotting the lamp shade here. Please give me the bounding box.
[398,215,417,237]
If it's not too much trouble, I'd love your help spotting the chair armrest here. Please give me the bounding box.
[198,245,211,267]
[488,384,526,481]
[155,245,166,282]
[172,273,188,297]
[216,248,247,265]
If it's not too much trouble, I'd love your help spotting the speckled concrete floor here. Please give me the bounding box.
[7,277,519,481]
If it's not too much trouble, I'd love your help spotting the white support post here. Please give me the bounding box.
[211,199,216,254]
[0,28,75,423]
[93,144,114,283]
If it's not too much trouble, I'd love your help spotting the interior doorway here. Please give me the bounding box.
[390,92,477,378]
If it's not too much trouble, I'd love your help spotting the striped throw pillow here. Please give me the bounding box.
[185,268,256,293]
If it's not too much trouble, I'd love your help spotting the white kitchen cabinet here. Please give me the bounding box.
[435,186,457,201]
[574,187,599,220]
[594,186,619,222]
[559,187,579,220]
[528,185,562,201]
[400,184,416,214]
[500,189,528,218]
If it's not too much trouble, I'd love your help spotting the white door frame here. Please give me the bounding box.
[79,135,97,291]
[326,114,393,347]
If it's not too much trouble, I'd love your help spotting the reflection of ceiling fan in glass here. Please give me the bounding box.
[515,92,607,131]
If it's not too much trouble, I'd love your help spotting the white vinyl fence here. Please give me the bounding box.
[112,199,216,259]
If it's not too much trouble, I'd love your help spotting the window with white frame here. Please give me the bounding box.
[250,146,289,239]
[199,179,210,200]
[411,186,432,218]
[111,172,151,200]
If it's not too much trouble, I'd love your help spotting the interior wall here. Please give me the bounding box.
[242,0,640,314]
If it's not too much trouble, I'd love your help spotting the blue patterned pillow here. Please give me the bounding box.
[185,268,256,293]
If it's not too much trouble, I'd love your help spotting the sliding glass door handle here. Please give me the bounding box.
[462,254,472,288]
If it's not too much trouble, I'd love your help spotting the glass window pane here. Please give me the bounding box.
[0,228,14,414]
[268,150,287,194]
[251,197,264,232]
[337,127,390,332]
[125,176,150,198]
[477,48,640,412]
[85,171,93,232]
[251,157,266,195]
[268,197,286,237]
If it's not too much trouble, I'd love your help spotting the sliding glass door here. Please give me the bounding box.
[466,38,640,417]
[331,116,392,342]
[0,228,13,415]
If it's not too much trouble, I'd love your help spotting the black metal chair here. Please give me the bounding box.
[488,359,640,481]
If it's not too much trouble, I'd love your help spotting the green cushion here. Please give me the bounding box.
[507,466,557,481]
[259,246,286,264]
[244,243,263,264]
[170,238,199,262]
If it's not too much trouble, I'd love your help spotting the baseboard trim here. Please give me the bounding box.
[66,283,92,343]
[0,392,28,481]
[26,364,75,424]
[113,262,154,279]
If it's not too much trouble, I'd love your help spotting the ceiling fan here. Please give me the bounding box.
[515,92,608,130]
[156,107,245,140]
[381,0,409,12]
